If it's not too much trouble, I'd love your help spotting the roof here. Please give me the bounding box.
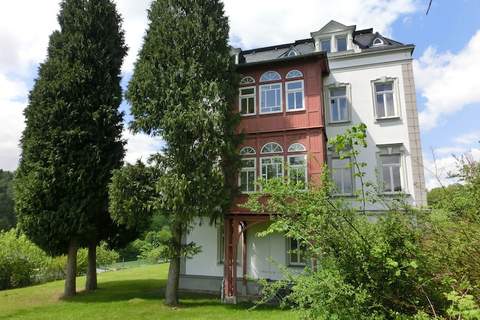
[233,20,413,65]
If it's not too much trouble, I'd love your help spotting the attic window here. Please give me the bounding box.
[373,38,384,46]
[287,50,298,57]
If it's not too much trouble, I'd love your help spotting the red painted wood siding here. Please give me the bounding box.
[232,57,328,214]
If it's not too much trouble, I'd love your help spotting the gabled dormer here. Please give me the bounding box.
[311,20,356,54]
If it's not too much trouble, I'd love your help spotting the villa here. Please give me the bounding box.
[179,20,427,303]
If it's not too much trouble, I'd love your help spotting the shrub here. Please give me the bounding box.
[0,230,48,290]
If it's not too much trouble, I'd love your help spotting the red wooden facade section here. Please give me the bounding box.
[223,54,329,303]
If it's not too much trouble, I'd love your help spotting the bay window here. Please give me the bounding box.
[239,158,256,193]
[261,157,283,180]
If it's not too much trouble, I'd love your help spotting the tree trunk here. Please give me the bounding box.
[64,239,78,298]
[165,223,182,306]
[85,240,97,291]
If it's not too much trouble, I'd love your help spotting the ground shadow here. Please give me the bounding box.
[64,278,282,313]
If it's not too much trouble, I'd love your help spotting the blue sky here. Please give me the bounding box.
[0,0,479,189]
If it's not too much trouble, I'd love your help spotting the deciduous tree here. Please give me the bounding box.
[125,0,240,305]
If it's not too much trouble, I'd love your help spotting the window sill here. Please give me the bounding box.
[381,192,410,197]
[240,113,256,117]
[288,264,306,268]
[286,108,306,113]
[259,110,282,115]
[328,120,351,126]
[375,116,401,122]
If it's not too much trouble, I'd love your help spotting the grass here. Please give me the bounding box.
[0,264,293,320]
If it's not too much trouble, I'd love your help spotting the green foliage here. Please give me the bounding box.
[125,0,241,232]
[0,170,15,231]
[14,0,127,256]
[0,230,120,289]
[0,230,46,290]
[427,184,465,209]
[249,124,480,319]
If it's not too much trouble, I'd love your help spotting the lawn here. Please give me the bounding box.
[0,264,293,320]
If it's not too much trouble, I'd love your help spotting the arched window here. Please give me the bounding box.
[240,76,255,85]
[240,146,256,155]
[260,71,281,82]
[261,142,283,154]
[287,50,297,57]
[373,38,384,46]
[286,70,303,79]
[288,143,306,152]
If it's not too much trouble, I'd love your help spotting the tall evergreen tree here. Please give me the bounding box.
[14,0,127,297]
[126,0,240,305]
[0,170,15,231]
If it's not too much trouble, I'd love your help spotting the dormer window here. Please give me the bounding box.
[373,38,384,46]
[336,36,347,52]
[287,50,298,57]
[320,39,331,53]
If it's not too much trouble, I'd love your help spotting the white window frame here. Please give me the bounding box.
[380,154,402,194]
[288,154,307,189]
[260,71,281,83]
[372,38,384,46]
[330,157,354,196]
[261,142,283,154]
[328,85,350,123]
[260,156,284,180]
[240,76,255,85]
[287,238,306,267]
[377,145,406,194]
[372,79,399,120]
[286,80,305,112]
[238,157,256,194]
[259,83,283,114]
[239,86,256,116]
[240,146,256,156]
[288,143,306,153]
[286,70,303,79]
[320,38,331,53]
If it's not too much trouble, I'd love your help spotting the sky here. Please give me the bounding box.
[1,0,480,190]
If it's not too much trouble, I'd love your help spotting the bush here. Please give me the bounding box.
[77,242,120,275]
[0,230,48,290]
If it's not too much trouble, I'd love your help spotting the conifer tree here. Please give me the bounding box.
[14,0,127,297]
[126,0,240,305]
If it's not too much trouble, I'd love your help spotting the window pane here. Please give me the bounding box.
[287,81,302,90]
[241,98,248,114]
[241,88,254,95]
[288,93,295,109]
[321,39,331,52]
[375,83,392,92]
[266,90,275,107]
[376,94,385,118]
[382,166,392,192]
[248,97,255,114]
[382,155,400,165]
[331,99,339,121]
[330,87,346,97]
[289,156,305,166]
[242,159,255,168]
[393,166,401,191]
[240,171,248,191]
[339,97,348,121]
[386,93,395,117]
[247,171,255,192]
[337,37,347,51]
[295,92,303,109]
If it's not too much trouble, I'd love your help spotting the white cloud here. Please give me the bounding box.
[414,30,480,130]
[224,0,416,49]
[0,75,28,171]
[424,148,480,190]
[454,130,480,145]
[123,130,164,164]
